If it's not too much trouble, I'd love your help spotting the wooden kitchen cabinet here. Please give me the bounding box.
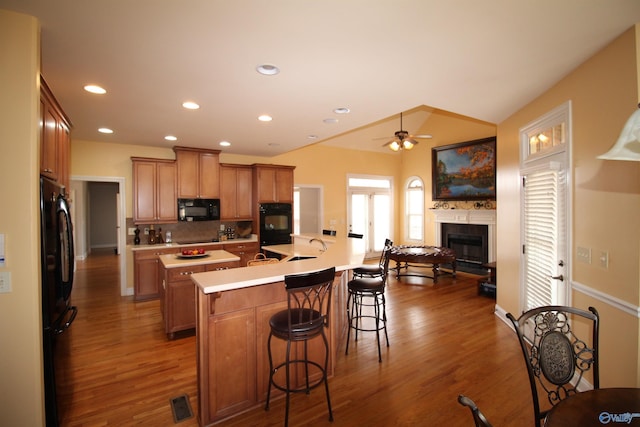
[40,77,72,191]
[161,259,239,339]
[252,164,295,203]
[220,164,253,220]
[131,158,177,224]
[223,241,260,267]
[133,247,180,301]
[174,147,220,199]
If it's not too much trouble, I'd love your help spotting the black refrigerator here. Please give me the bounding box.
[40,176,77,426]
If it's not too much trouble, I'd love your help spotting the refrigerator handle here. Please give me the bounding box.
[54,306,77,335]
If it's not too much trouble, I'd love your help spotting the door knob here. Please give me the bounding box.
[551,274,564,281]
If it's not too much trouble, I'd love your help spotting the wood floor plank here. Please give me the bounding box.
[60,249,532,426]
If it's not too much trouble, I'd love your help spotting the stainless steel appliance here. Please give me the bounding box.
[40,177,77,426]
[177,198,220,221]
[259,203,293,246]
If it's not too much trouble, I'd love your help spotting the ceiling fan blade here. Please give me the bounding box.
[373,135,394,140]
[410,134,433,139]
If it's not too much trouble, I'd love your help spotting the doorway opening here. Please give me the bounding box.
[70,175,127,296]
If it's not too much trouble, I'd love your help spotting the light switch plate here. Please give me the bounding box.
[576,246,591,264]
[0,272,11,293]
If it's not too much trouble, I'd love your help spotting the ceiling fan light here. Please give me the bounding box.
[389,141,401,151]
[403,140,415,150]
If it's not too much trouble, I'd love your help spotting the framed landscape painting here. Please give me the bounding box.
[431,137,496,201]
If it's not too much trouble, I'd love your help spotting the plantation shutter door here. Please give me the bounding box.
[523,168,563,310]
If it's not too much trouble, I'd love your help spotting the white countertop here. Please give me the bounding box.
[191,235,366,294]
[159,250,240,268]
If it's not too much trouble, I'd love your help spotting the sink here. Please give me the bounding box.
[286,256,317,262]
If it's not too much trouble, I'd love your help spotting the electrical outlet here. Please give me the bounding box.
[0,272,11,293]
[144,227,150,235]
[128,227,136,236]
[576,246,591,264]
[599,251,609,269]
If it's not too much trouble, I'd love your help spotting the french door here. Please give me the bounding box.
[347,175,392,256]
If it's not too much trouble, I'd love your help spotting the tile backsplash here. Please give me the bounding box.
[126,219,253,245]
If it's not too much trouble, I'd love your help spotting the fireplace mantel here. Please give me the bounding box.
[431,209,496,263]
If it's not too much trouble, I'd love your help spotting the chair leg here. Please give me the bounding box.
[265,333,274,411]
[381,293,389,347]
[345,291,353,355]
[374,293,382,363]
[284,339,291,427]
[322,330,334,421]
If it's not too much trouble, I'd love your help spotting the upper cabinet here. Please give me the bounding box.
[220,164,253,220]
[40,77,72,191]
[252,164,295,203]
[132,157,177,224]
[174,147,220,199]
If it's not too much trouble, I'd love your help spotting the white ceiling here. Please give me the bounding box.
[2,1,640,156]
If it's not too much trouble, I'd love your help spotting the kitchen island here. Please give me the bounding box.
[190,235,365,425]
[159,250,240,339]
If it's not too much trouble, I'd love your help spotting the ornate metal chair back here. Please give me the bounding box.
[507,305,599,426]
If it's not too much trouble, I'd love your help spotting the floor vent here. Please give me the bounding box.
[170,394,193,423]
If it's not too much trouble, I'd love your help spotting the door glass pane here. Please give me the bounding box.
[372,194,390,252]
[350,193,368,235]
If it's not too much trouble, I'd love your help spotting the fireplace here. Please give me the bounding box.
[441,223,488,273]
[432,209,496,273]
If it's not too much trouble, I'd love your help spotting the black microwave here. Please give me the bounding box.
[177,198,220,221]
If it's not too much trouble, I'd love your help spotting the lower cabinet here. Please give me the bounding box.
[134,248,180,301]
[161,260,239,339]
[223,242,260,267]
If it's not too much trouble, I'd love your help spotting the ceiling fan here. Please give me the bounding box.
[380,112,433,151]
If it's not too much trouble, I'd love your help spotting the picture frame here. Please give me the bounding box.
[432,136,496,201]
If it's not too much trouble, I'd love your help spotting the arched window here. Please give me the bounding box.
[405,177,424,241]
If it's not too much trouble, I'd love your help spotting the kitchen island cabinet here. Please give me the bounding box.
[159,250,240,339]
[191,236,365,425]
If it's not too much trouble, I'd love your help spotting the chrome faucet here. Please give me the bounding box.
[309,238,327,253]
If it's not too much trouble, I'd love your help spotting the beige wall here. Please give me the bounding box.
[0,10,43,426]
[4,8,640,425]
[497,26,640,387]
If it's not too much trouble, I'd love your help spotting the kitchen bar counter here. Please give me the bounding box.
[190,235,365,293]
[192,235,365,425]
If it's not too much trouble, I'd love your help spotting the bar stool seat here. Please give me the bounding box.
[265,267,336,426]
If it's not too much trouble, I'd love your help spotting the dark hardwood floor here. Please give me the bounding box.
[60,249,532,426]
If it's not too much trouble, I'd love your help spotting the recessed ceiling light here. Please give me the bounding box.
[323,118,338,124]
[84,84,106,94]
[219,141,231,147]
[333,107,350,114]
[268,143,280,147]
[182,101,200,110]
[256,64,280,76]
[164,135,177,141]
[98,128,113,134]
[308,135,319,140]
[258,115,273,122]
